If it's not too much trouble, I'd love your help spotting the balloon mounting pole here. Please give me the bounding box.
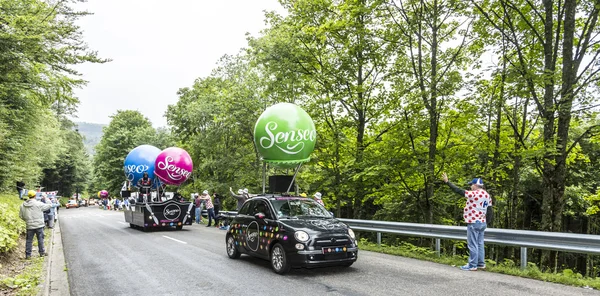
[262,162,266,195]
[286,163,302,194]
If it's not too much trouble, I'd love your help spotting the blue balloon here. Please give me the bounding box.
[123,145,162,187]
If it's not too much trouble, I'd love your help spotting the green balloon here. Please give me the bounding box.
[254,103,317,168]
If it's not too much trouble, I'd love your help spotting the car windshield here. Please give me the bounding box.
[270,199,332,219]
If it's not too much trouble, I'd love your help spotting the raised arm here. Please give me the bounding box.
[442,173,466,197]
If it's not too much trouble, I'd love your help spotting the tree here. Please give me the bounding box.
[0,0,107,191]
[471,0,600,267]
[92,111,156,196]
[251,0,400,218]
[383,0,480,223]
[166,54,266,208]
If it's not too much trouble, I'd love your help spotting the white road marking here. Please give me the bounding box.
[162,235,187,244]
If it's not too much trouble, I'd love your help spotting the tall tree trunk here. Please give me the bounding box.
[537,0,558,269]
[424,0,439,225]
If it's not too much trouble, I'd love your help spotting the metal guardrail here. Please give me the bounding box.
[338,218,600,269]
[197,210,600,270]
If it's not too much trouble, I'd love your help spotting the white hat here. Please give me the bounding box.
[314,192,322,199]
[243,188,248,194]
[237,189,243,194]
[202,190,208,195]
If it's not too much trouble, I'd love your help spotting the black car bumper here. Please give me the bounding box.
[288,247,358,268]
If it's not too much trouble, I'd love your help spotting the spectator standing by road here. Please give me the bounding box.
[199,190,216,227]
[442,173,492,271]
[19,190,52,259]
[41,194,51,226]
[213,193,221,228]
[46,197,59,229]
[194,194,203,224]
[16,180,25,200]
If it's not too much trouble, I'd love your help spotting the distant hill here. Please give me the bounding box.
[75,122,106,155]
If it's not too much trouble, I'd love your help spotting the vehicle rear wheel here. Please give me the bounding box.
[270,243,291,274]
[129,223,134,228]
[226,235,240,259]
[176,225,183,230]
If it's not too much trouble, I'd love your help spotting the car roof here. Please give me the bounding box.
[250,195,313,202]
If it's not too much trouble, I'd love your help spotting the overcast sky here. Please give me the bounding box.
[71,0,286,128]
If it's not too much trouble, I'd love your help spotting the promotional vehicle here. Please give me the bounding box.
[225,195,358,274]
[122,144,195,231]
[124,198,195,231]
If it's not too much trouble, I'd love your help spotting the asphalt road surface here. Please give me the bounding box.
[59,206,599,296]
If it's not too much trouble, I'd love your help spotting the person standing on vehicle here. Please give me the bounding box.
[229,187,247,210]
[199,190,216,227]
[313,192,325,206]
[137,172,152,200]
[442,173,492,271]
[19,190,52,259]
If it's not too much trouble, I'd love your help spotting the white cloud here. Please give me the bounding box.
[72,0,285,128]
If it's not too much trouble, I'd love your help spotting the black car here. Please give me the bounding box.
[225,195,358,274]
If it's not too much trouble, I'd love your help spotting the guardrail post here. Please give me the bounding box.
[520,247,527,270]
[377,232,382,246]
[435,239,441,257]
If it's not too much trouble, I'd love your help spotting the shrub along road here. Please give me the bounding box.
[59,207,599,296]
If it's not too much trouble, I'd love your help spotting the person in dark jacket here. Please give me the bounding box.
[137,172,152,199]
[213,193,221,227]
[17,180,25,200]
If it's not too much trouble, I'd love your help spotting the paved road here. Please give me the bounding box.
[59,207,599,296]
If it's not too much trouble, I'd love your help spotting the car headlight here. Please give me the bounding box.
[294,231,310,242]
[348,228,356,240]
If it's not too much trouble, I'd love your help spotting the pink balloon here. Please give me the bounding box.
[153,147,193,186]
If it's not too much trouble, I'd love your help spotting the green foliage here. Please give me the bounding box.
[0,0,107,192]
[1,256,44,296]
[0,225,49,296]
[0,195,26,253]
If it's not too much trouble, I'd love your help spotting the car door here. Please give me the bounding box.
[247,199,278,259]
[234,200,256,254]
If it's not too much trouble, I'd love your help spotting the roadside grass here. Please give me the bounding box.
[358,238,600,290]
[0,193,51,296]
[1,255,45,296]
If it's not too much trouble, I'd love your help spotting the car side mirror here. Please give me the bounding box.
[329,211,335,218]
[255,212,266,220]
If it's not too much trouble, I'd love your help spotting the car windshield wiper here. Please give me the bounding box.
[297,215,328,218]
[278,215,299,219]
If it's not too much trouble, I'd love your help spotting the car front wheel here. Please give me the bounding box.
[270,243,291,274]
[226,235,240,259]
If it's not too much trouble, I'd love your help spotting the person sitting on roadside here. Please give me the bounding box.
[19,190,52,259]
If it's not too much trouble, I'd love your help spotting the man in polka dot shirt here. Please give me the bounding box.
[442,173,492,271]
